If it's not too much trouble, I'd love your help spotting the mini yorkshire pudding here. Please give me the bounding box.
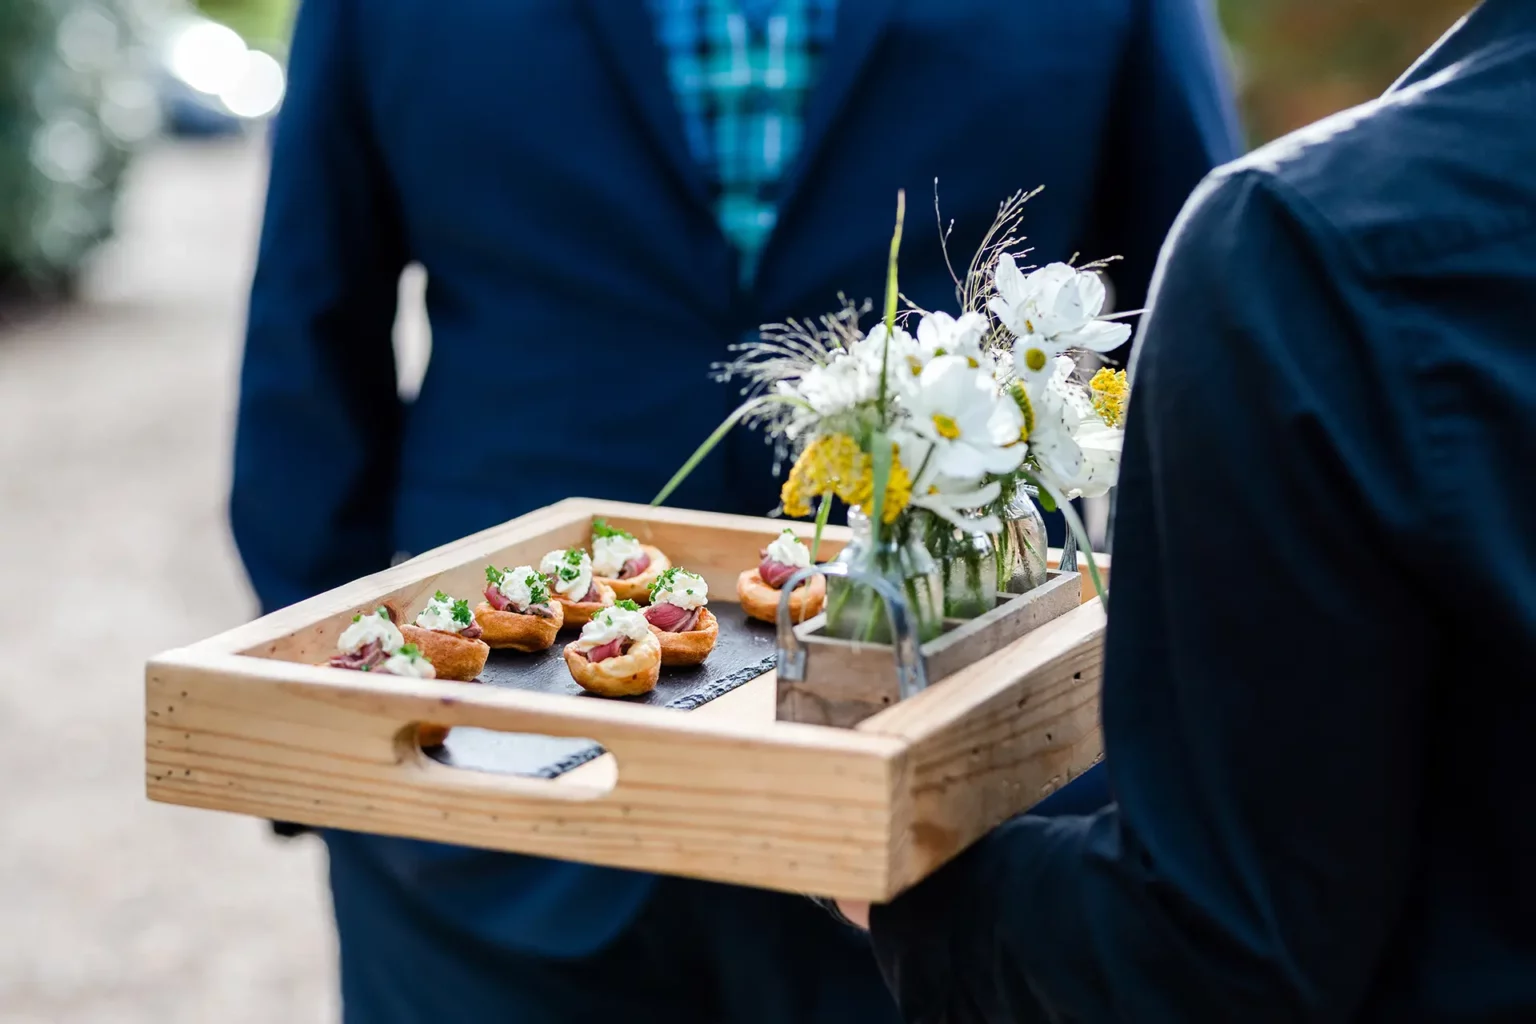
[554,581,616,629]
[737,569,825,624]
[563,631,662,697]
[646,605,718,666]
[400,624,490,680]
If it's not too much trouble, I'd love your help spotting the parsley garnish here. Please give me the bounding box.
[525,573,550,606]
[563,549,585,566]
[616,599,641,612]
[559,566,579,581]
[591,518,633,541]
[648,566,682,599]
[451,598,472,625]
[434,590,450,603]
[352,614,362,623]
[376,606,391,620]
[485,565,505,586]
[399,643,420,658]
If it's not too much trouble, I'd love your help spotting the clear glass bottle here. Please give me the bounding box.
[923,510,999,619]
[823,508,944,644]
[1001,485,1051,593]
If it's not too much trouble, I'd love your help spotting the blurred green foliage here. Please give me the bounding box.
[0,0,146,296]
[1217,0,1476,144]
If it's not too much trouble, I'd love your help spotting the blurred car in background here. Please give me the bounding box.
[154,9,285,136]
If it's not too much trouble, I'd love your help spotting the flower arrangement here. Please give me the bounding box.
[655,189,1130,637]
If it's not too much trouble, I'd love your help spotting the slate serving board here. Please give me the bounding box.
[426,603,778,778]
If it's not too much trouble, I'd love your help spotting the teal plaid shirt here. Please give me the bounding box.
[647,0,837,283]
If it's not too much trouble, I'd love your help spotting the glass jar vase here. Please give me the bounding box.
[1001,485,1051,594]
[921,509,1000,619]
[823,508,944,645]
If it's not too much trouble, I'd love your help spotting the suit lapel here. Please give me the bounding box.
[775,0,900,211]
[575,0,713,208]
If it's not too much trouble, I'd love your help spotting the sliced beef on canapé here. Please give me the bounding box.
[584,638,627,662]
[758,552,800,589]
[329,640,389,671]
[644,602,700,633]
[483,585,553,617]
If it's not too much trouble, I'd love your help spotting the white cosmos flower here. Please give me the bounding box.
[896,430,1004,533]
[915,311,993,374]
[1024,357,1124,499]
[852,322,925,397]
[1058,423,1123,499]
[905,355,1025,480]
[989,255,1132,380]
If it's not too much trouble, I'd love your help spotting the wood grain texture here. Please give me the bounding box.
[146,650,907,899]
[859,601,1108,890]
[145,501,1107,900]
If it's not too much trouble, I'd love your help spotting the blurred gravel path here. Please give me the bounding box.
[0,139,336,1024]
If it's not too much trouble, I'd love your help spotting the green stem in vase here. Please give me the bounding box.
[810,490,834,564]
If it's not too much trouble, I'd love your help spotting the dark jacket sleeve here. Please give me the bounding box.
[231,0,408,613]
[1083,0,1243,315]
[869,171,1438,1022]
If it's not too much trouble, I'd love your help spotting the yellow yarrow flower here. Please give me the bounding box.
[779,434,912,522]
[1089,368,1129,427]
[880,451,913,523]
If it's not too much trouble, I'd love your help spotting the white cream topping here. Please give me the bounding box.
[496,565,549,612]
[380,650,435,678]
[653,569,708,610]
[540,549,594,600]
[338,612,404,655]
[765,530,811,569]
[415,595,465,633]
[573,605,652,651]
[592,533,646,578]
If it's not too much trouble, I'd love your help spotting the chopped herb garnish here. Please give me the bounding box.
[559,566,579,581]
[485,565,505,586]
[563,549,585,566]
[434,590,449,603]
[399,643,420,658]
[591,518,633,541]
[451,598,473,625]
[376,606,391,620]
[616,599,641,612]
[352,614,362,623]
[524,574,550,606]
[648,565,681,599]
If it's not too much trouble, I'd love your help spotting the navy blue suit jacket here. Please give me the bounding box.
[232,0,1238,958]
[870,2,1536,1020]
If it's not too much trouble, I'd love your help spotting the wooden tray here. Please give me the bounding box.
[145,499,1107,901]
